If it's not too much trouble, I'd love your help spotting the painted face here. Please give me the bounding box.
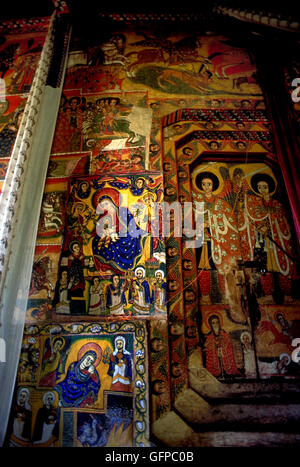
[211,318,220,335]
[156,272,163,282]
[72,243,81,255]
[154,380,167,393]
[233,172,243,185]
[171,363,182,377]
[168,280,178,291]
[184,290,195,302]
[151,338,164,352]
[113,276,120,287]
[167,247,177,257]
[18,390,28,405]
[81,354,95,368]
[45,393,55,407]
[61,270,68,282]
[100,199,114,212]
[70,99,78,109]
[136,179,144,188]
[277,314,286,328]
[54,339,63,351]
[183,260,192,270]
[116,339,124,350]
[136,270,144,280]
[170,322,184,336]
[257,181,269,196]
[242,334,251,346]
[183,147,193,156]
[201,178,213,193]
[143,195,153,205]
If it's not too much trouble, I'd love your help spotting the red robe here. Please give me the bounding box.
[205,330,240,377]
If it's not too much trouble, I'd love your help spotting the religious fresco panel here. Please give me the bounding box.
[28,244,61,302]
[0,22,48,196]
[0,32,46,95]
[51,91,152,163]
[0,95,27,159]
[7,321,149,447]
[47,152,92,179]
[200,306,253,379]
[187,156,299,381]
[6,21,300,446]
[255,305,300,378]
[51,173,167,320]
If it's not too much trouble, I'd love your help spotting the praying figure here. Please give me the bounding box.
[107,336,133,393]
[129,266,152,315]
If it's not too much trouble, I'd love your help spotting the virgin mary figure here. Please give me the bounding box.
[54,343,102,408]
[92,188,147,272]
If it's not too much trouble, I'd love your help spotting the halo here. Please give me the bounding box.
[136,177,145,184]
[279,353,291,365]
[240,331,252,343]
[203,311,224,331]
[115,335,126,347]
[142,191,156,202]
[155,269,165,279]
[52,336,65,350]
[43,391,56,404]
[17,387,30,399]
[191,164,225,196]
[77,342,102,367]
[135,266,145,277]
[69,239,82,253]
[250,172,277,196]
[79,180,90,189]
[195,171,220,192]
[92,187,120,209]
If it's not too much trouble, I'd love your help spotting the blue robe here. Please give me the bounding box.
[106,284,127,307]
[92,207,146,271]
[129,279,152,304]
[55,356,100,407]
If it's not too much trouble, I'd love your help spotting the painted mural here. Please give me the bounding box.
[0,25,48,198]
[51,172,166,319]
[5,21,300,447]
[8,321,148,447]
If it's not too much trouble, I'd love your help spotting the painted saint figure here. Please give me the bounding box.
[32,391,59,445]
[240,331,257,378]
[245,173,297,303]
[92,191,146,272]
[10,387,32,445]
[152,269,167,313]
[106,274,127,316]
[129,266,152,315]
[55,345,102,408]
[192,170,241,306]
[89,277,105,315]
[107,336,133,392]
[204,314,241,378]
[67,241,86,315]
[39,336,65,387]
[53,269,70,314]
